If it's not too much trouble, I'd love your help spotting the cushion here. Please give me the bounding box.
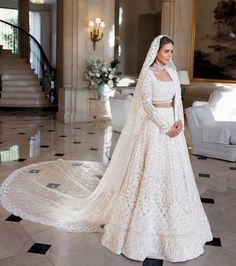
[209,90,236,121]
[230,135,236,145]
[193,105,215,126]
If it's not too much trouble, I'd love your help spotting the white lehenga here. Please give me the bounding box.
[0,35,213,262]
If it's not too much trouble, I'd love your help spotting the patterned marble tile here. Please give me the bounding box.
[5,214,22,223]
[0,221,34,259]
[28,243,51,255]
[0,252,54,266]
[0,111,235,266]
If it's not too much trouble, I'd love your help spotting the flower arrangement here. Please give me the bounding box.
[84,59,122,89]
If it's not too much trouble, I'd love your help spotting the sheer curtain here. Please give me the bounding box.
[29,11,42,78]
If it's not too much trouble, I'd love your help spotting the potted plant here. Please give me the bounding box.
[84,59,122,100]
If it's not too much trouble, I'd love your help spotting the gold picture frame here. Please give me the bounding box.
[191,0,236,83]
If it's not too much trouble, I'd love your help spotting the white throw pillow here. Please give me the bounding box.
[193,105,215,126]
[209,90,236,121]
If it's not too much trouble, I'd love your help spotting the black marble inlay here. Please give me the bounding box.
[54,153,64,157]
[197,155,207,160]
[72,162,83,166]
[74,127,81,130]
[201,198,215,204]
[73,141,82,144]
[46,183,60,189]
[40,145,50,148]
[28,169,41,174]
[39,125,44,127]
[113,130,121,134]
[59,135,67,137]
[95,174,103,179]
[199,173,210,178]
[0,142,2,144]
[206,237,222,247]
[18,132,26,135]
[48,129,55,132]
[88,132,95,135]
[16,158,26,162]
[28,243,51,254]
[90,148,98,151]
[10,128,17,129]
[5,214,22,222]
[143,258,163,266]
[229,167,236,170]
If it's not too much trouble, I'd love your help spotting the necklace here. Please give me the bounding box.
[152,61,165,72]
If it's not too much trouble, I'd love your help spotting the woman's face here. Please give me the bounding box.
[156,42,173,65]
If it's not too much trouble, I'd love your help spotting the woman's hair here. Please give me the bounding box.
[158,36,174,51]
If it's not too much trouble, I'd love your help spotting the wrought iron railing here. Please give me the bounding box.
[0,19,57,104]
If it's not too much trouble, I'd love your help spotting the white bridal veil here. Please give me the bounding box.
[0,35,182,232]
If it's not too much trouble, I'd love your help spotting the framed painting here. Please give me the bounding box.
[191,0,236,83]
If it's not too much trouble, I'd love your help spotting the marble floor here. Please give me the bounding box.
[0,111,235,266]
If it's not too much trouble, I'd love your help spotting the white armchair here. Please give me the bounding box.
[192,90,236,122]
[185,104,236,162]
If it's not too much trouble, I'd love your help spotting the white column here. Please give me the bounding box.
[57,0,115,123]
[161,0,193,71]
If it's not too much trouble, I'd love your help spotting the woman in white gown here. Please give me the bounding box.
[0,35,213,262]
[101,35,213,261]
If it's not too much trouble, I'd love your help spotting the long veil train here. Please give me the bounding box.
[0,35,179,232]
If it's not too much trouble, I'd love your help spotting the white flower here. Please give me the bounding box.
[108,74,113,79]
[108,80,113,86]
[96,73,100,77]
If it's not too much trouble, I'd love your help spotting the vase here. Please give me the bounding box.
[96,84,110,100]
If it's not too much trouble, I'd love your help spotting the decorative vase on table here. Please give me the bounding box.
[96,83,111,100]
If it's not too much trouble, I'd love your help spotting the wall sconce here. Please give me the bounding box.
[88,18,105,50]
[30,0,46,3]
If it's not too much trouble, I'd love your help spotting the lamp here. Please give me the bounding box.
[88,18,105,50]
[178,70,190,100]
[30,0,46,3]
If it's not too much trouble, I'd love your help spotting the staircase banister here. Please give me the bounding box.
[0,19,56,72]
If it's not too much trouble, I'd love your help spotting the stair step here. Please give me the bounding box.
[0,98,49,106]
[1,49,13,55]
[2,80,40,86]
[1,86,42,92]
[0,64,31,70]
[0,69,35,75]
[0,54,21,59]
[1,91,46,99]
[0,58,26,64]
[1,74,37,80]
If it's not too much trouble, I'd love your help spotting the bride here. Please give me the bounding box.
[0,35,213,262]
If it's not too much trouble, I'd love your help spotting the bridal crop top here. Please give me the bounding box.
[141,70,176,134]
[152,79,175,103]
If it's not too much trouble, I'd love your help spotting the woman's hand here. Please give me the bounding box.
[167,120,183,138]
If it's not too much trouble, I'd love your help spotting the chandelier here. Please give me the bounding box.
[30,0,46,4]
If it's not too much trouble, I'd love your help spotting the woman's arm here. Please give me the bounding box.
[141,72,171,134]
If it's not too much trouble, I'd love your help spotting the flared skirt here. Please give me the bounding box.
[101,108,213,262]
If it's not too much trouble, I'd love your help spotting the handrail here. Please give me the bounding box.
[0,19,57,104]
[0,19,55,72]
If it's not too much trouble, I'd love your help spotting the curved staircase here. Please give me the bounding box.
[0,19,57,110]
[0,47,50,108]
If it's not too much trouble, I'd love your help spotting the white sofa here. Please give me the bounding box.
[193,90,236,122]
[185,104,236,162]
[109,93,133,132]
